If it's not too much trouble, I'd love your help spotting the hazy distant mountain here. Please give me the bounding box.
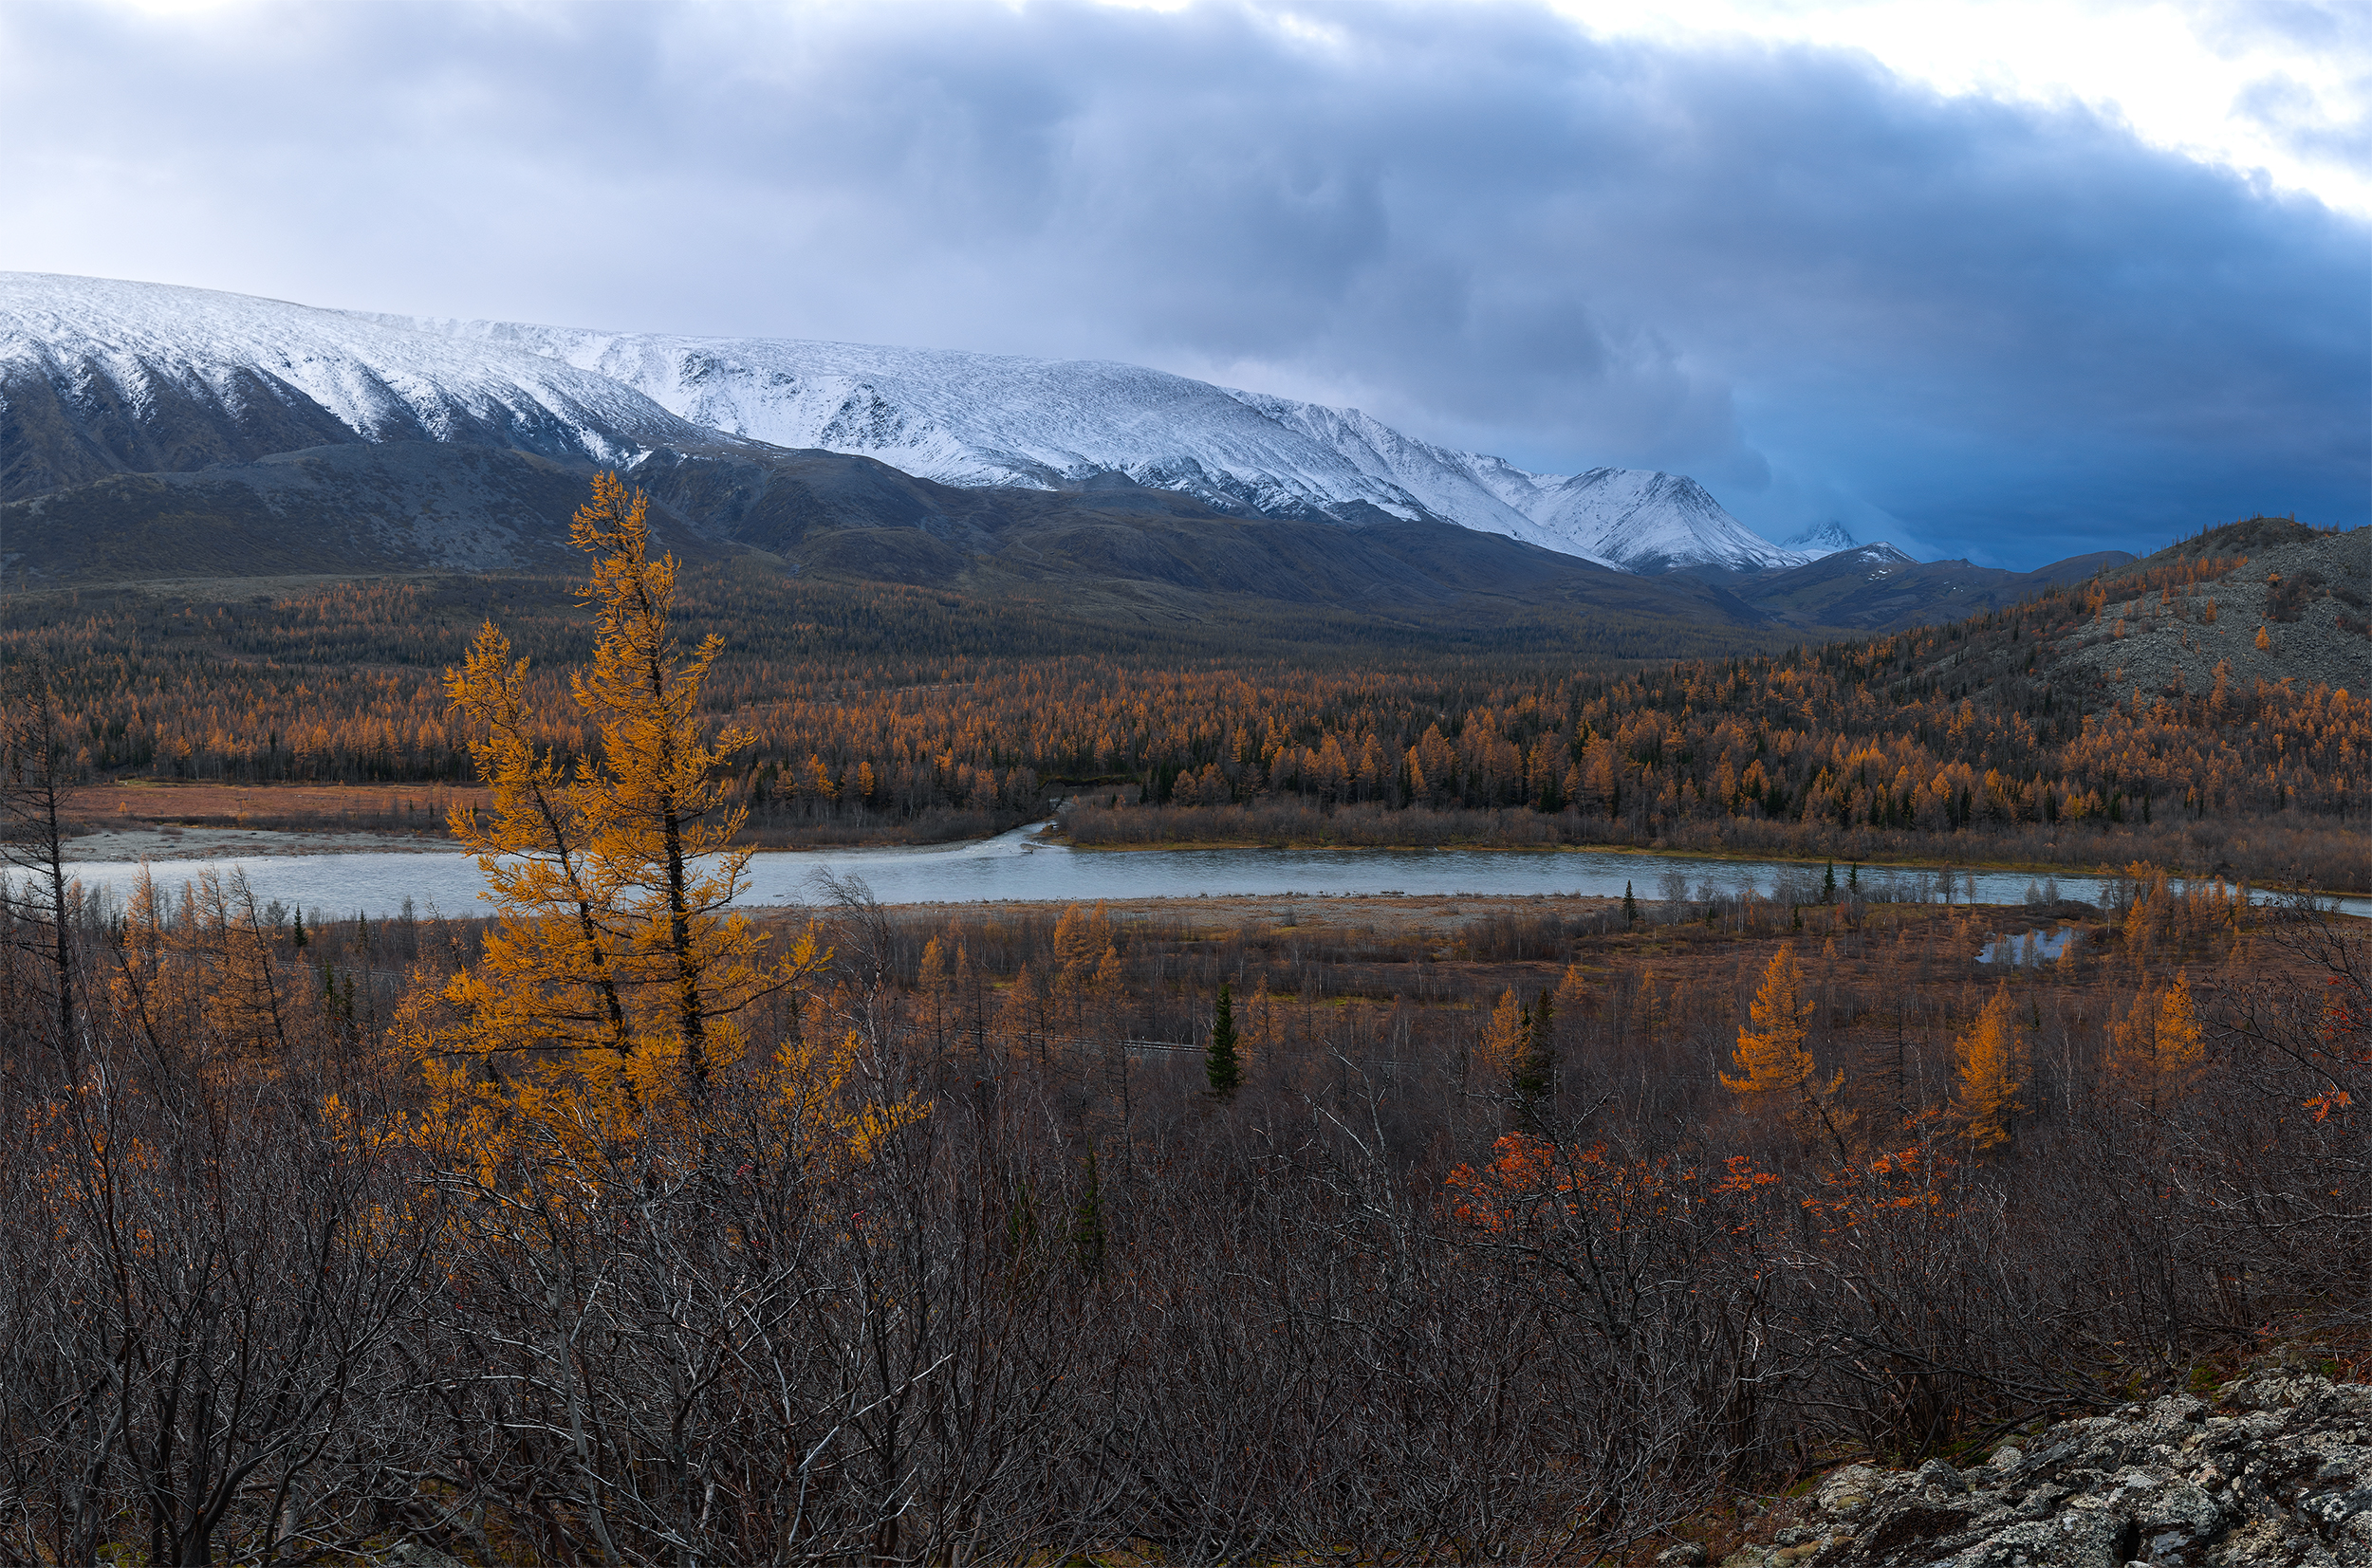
[1782,522,1857,557]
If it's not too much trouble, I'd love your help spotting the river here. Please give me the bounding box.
[46,823,2367,921]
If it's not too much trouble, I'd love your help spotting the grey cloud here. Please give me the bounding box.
[0,0,2361,566]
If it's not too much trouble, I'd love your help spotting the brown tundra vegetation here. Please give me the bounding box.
[1,490,2366,1563]
[2,839,2367,1562]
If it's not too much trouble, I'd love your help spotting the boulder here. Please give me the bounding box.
[1796,1377,2372,1568]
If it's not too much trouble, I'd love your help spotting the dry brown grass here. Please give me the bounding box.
[69,779,490,836]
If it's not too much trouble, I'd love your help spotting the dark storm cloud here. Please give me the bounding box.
[0,0,2362,564]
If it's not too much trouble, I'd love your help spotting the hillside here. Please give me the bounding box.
[2042,516,2371,696]
[0,434,1774,650]
[1735,543,2140,630]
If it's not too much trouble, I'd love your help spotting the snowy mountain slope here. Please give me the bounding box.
[0,273,724,503]
[361,318,1454,526]
[376,312,1799,574]
[1523,469,1807,575]
[0,272,1814,577]
[1213,391,1598,557]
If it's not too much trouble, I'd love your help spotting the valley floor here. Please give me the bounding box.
[52,779,1031,858]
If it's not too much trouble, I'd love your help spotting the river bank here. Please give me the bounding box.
[1053,800,2371,895]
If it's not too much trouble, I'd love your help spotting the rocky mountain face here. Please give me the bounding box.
[1701,1374,2372,1568]
[2040,521,2370,698]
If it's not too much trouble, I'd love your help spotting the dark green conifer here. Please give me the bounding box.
[1512,988,1556,1127]
[1622,880,1639,926]
[1008,1179,1039,1259]
[1206,982,1241,1098]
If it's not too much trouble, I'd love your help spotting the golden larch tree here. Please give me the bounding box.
[1724,945,1819,1099]
[1725,944,1851,1157]
[2157,970,2206,1079]
[2108,969,2206,1109]
[1953,983,2026,1151]
[412,472,818,1119]
[1551,962,1591,1022]
[1477,987,1528,1083]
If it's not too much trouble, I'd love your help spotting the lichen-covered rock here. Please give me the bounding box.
[1802,1377,2372,1568]
[1821,1465,1887,1521]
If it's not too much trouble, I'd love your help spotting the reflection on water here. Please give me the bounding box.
[48,823,2369,923]
[1978,926,2080,966]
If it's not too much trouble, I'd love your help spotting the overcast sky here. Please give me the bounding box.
[1,0,2363,565]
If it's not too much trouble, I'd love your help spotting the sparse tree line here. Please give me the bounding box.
[2,480,2367,1563]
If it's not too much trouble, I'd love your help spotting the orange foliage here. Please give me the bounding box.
[6,555,2363,855]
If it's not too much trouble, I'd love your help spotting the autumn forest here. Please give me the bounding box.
[2,515,2365,888]
[0,486,2367,1564]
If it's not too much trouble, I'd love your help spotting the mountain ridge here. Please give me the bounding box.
[0,272,2159,640]
[361,304,1811,576]
[2,270,1826,579]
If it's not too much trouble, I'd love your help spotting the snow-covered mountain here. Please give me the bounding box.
[372,312,1807,575]
[1515,469,1804,574]
[0,272,1818,576]
[0,273,729,502]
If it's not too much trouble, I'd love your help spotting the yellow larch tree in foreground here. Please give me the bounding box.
[1953,984,2026,1151]
[2107,969,2206,1110]
[406,473,824,1137]
[1724,944,1852,1158]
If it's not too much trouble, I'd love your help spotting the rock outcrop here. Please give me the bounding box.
[1724,1375,2372,1568]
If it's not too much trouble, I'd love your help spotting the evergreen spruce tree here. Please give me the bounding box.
[1622,880,1639,926]
[1823,860,1837,901]
[1511,987,1556,1127]
[1206,982,1242,1098]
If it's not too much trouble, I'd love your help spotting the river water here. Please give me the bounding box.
[50,823,2367,921]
